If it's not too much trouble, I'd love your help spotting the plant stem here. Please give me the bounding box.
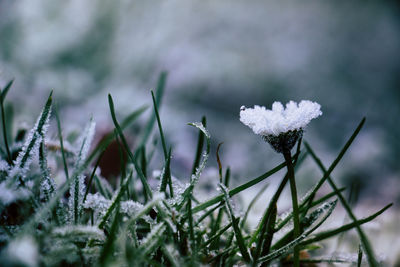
[283,150,300,267]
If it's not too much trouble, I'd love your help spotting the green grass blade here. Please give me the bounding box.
[99,204,121,266]
[98,172,132,229]
[299,203,392,247]
[0,79,13,163]
[301,118,366,206]
[151,90,168,159]
[86,105,147,167]
[201,222,233,249]
[0,79,13,102]
[8,91,53,183]
[241,182,269,229]
[250,174,289,247]
[219,183,251,262]
[191,116,206,175]
[192,160,289,214]
[260,203,277,260]
[177,122,211,210]
[305,140,380,266]
[83,149,105,203]
[358,244,363,267]
[159,148,172,196]
[108,94,152,200]
[259,199,337,264]
[54,104,69,180]
[139,72,167,147]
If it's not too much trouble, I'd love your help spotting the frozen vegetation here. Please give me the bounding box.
[0,77,394,266]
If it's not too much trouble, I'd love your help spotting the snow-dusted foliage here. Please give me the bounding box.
[8,99,52,182]
[0,88,390,266]
[0,182,31,205]
[69,119,96,224]
[240,100,322,136]
[2,236,38,267]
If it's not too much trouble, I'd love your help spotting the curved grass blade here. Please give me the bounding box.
[54,104,69,180]
[192,160,288,214]
[159,148,172,197]
[201,222,233,249]
[0,79,13,163]
[219,183,251,262]
[8,91,53,184]
[250,138,303,250]
[99,203,121,266]
[139,72,167,147]
[300,118,365,206]
[83,149,106,203]
[259,199,337,264]
[108,94,152,200]
[191,116,206,175]
[177,122,210,210]
[86,105,147,167]
[241,182,269,229]
[304,138,379,267]
[98,172,132,229]
[300,203,392,246]
[70,119,96,224]
[151,90,167,159]
[358,244,363,267]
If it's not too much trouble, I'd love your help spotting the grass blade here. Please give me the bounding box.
[191,116,206,175]
[0,79,13,163]
[98,172,132,229]
[108,94,152,200]
[219,183,251,262]
[358,244,363,267]
[99,204,121,266]
[54,104,69,180]
[86,105,147,167]
[300,203,392,247]
[139,72,167,147]
[191,159,290,214]
[8,91,53,183]
[301,118,366,206]
[151,90,168,159]
[305,139,380,266]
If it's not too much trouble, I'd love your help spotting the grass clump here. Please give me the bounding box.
[0,74,392,266]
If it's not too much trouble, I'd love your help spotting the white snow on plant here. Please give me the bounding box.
[0,182,31,205]
[0,160,10,172]
[240,100,322,136]
[5,236,38,267]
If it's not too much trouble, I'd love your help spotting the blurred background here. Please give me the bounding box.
[0,0,399,262]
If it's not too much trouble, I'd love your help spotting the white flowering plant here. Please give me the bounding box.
[0,74,392,266]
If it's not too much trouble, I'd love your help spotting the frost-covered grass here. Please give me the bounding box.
[0,74,392,266]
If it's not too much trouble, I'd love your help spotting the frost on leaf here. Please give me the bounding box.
[84,193,154,224]
[8,97,52,183]
[69,120,96,224]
